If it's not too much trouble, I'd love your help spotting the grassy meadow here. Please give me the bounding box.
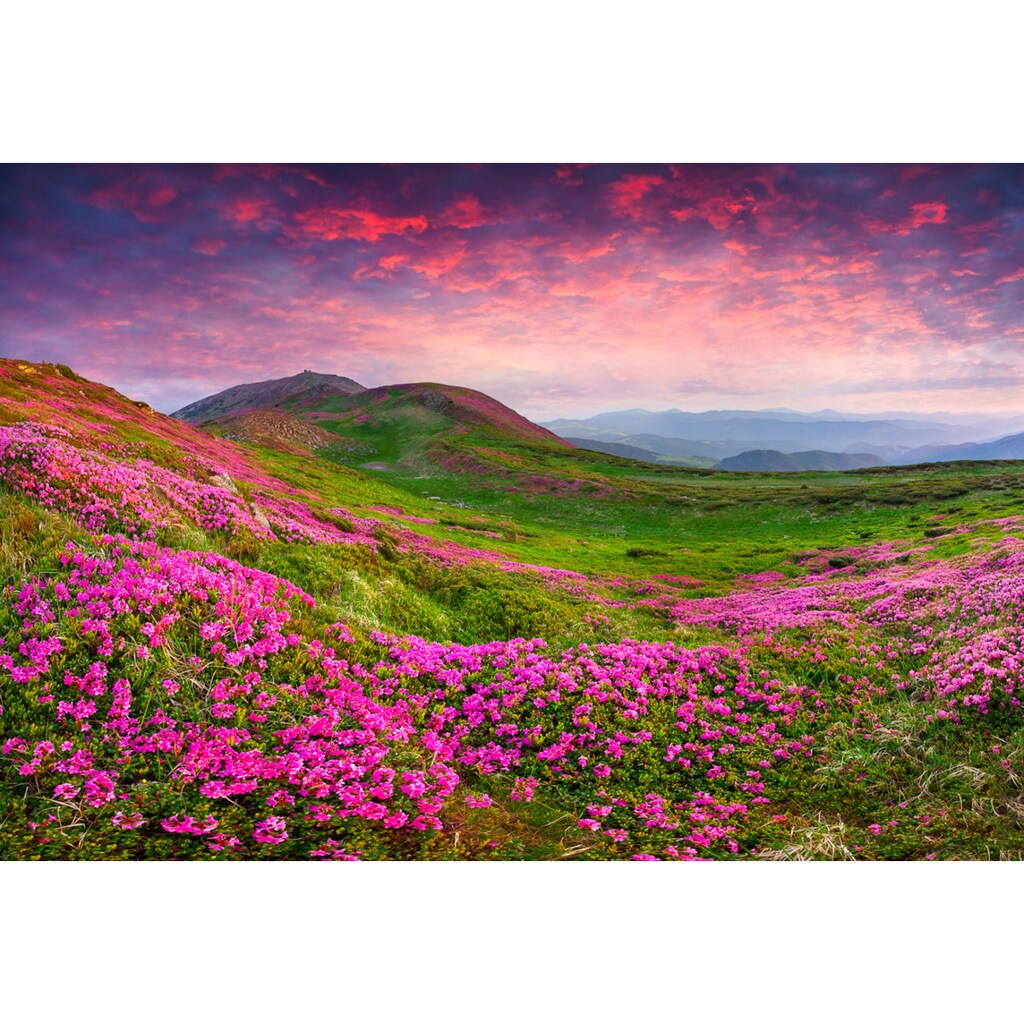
[3,359,1024,860]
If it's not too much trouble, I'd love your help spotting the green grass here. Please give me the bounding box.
[8,362,1024,859]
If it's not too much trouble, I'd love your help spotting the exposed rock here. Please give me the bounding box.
[421,390,453,414]
[209,472,239,493]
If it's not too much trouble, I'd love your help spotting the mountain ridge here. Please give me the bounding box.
[172,370,367,424]
[715,449,886,473]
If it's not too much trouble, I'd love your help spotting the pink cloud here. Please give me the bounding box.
[87,174,179,223]
[406,244,467,280]
[606,174,666,220]
[437,194,490,229]
[193,239,227,256]
[292,206,428,242]
[908,201,949,229]
[220,196,274,224]
[559,236,618,264]
[863,199,950,236]
[554,164,587,186]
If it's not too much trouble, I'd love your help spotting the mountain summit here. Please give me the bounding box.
[170,372,569,474]
[171,370,366,425]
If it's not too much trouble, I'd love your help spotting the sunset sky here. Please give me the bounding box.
[1,163,1022,419]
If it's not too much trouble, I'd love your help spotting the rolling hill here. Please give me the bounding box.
[177,375,572,476]
[715,449,886,472]
[8,357,1024,863]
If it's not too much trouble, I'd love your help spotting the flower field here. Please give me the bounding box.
[3,360,1024,860]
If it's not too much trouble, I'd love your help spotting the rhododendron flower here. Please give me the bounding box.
[253,816,288,843]
[112,810,146,830]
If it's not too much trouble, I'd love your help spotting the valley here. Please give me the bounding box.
[3,358,1024,861]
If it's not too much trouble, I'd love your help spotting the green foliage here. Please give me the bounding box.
[455,585,566,643]
[9,368,1024,859]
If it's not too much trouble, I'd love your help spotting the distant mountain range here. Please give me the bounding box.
[892,431,1024,465]
[715,450,885,473]
[542,407,1024,467]
[172,377,1024,474]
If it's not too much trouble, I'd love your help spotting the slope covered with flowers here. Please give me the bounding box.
[3,360,1024,860]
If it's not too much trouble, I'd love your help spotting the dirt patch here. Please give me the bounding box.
[360,461,393,472]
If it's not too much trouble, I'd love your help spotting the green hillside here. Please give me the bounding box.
[4,357,1024,861]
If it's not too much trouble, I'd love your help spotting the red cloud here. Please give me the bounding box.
[292,206,428,242]
[87,175,179,223]
[554,164,587,187]
[193,239,227,256]
[908,201,948,229]
[437,194,490,229]
[225,197,271,223]
[406,240,467,280]
[671,188,761,232]
[606,174,665,220]
[864,200,949,236]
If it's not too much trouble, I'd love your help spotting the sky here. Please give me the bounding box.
[1,163,1022,420]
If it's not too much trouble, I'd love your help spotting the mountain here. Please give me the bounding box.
[893,431,1024,465]
[350,383,571,449]
[171,370,366,424]
[174,373,571,477]
[616,433,740,461]
[542,409,994,453]
[9,357,1024,863]
[562,437,659,462]
[715,449,886,472]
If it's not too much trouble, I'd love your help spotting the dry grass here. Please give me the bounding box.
[754,813,858,861]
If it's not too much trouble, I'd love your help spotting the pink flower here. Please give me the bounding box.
[253,816,288,844]
[112,810,146,830]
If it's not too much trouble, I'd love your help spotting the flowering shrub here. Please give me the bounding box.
[4,518,1024,860]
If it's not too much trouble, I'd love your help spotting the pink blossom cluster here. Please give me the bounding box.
[670,537,1024,722]
[3,531,830,859]
[0,422,355,546]
[8,526,1024,858]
